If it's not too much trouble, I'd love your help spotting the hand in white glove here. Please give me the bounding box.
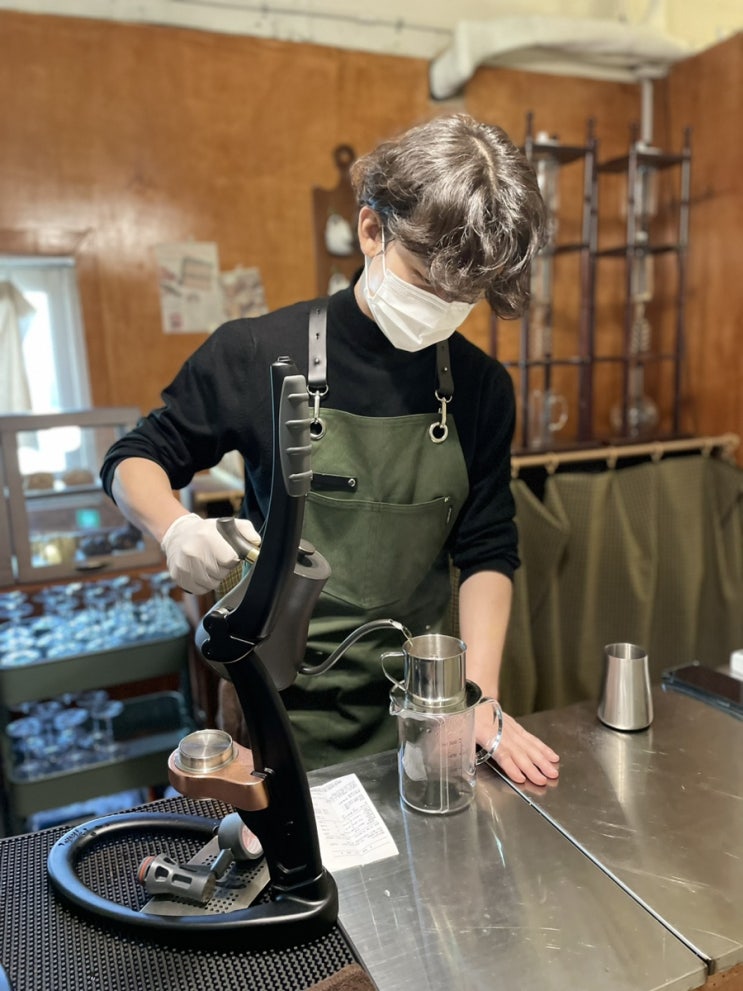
[160,513,261,595]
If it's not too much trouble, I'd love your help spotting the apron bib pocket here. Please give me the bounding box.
[305,491,455,610]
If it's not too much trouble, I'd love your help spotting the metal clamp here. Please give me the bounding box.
[429,391,449,444]
[309,386,328,440]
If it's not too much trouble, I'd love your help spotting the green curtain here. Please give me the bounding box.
[499,456,743,716]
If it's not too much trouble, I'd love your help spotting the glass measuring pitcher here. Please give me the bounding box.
[389,681,503,815]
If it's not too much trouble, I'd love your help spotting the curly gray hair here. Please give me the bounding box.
[350,113,546,318]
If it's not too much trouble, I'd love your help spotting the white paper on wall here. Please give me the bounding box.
[155,242,224,334]
[220,266,268,321]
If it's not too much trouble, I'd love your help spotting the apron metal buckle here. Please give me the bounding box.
[309,386,328,440]
[429,393,449,444]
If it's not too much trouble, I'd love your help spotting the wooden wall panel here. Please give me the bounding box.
[0,9,738,459]
[657,34,743,449]
[0,12,433,413]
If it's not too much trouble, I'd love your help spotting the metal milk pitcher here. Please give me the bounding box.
[598,642,653,731]
[383,634,502,815]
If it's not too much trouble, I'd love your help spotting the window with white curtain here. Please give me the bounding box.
[0,255,91,415]
[0,256,93,475]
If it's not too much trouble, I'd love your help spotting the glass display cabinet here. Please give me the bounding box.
[0,408,161,585]
[0,409,194,834]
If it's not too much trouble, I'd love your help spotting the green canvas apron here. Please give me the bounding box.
[281,395,470,771]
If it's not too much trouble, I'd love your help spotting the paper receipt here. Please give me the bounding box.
[310,773,399,872]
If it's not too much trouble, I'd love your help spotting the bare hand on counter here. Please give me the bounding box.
[161,513,261,595]
[461,572,560,788]
[480,709,560,787]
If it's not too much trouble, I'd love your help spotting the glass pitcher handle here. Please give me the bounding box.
[475,697,504,766]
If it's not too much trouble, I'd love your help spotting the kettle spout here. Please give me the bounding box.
[299,618,412,679]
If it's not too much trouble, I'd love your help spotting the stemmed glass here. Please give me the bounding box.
[33,583,85,659]
[28,699,67,772]
[76,689,110,752]
[34,582,81,622]
[1,646,43,667]
[81,583,115,651]
[52,706,92,769]
[107,575,146,644]
[0,590,31,621]
[77,689,124,760]
[6,716,45,780]
[91,697,125,759]
[7,699,99,775]
[140,571,189,637]
[0,591,36,656]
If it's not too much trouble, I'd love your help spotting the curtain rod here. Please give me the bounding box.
[511,433,740,477]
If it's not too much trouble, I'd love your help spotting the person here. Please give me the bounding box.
[101,113,559,786]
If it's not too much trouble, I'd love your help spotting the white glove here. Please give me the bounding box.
[160,513,261,595]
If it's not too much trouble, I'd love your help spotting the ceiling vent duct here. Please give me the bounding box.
[429,16,690,99]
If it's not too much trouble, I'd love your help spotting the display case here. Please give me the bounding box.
[0,408,162,585]
[0,409,195,834]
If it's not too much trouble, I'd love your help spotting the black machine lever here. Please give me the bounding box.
[193,356,337,929]
[197,359,314,663]
[47,357,339,951]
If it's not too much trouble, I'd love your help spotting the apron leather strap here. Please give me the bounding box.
[436,340,454,401]
[307,301,454,403]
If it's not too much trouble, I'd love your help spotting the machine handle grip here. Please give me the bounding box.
[198,357,309,661]
[277,373,313,498]
[216,517,259,563]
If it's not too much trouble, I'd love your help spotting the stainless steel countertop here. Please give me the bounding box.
[512,686,743,973]
[310,751,705,991]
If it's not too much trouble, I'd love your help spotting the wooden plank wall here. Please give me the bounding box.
[0,11,739,459]
[659,34,743,448]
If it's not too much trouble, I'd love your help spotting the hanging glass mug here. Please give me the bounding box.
[527,389,568,450]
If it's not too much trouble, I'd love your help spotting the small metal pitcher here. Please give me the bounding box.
[598,642,653,732]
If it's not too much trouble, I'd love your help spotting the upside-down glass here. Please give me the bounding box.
[598,642,653,731]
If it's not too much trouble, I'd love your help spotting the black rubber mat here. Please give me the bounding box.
[0,796,362,991]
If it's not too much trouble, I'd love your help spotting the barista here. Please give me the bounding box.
[101,113,559,786]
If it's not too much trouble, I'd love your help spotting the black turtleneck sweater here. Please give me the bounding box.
[101,283,519,582]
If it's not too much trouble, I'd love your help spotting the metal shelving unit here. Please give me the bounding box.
[491,113,598,451]
[596,125,692,438]
[0,611,193,834]
[491,112,691,450]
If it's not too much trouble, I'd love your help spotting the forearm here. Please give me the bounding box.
[111,457,188,543]
[458,569,512,702]
[459,568,560,784]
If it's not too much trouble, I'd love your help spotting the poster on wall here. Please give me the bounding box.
[155,242,224,334]
[220,266,268,320]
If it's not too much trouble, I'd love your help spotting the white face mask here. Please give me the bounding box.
[363,242,475,352]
